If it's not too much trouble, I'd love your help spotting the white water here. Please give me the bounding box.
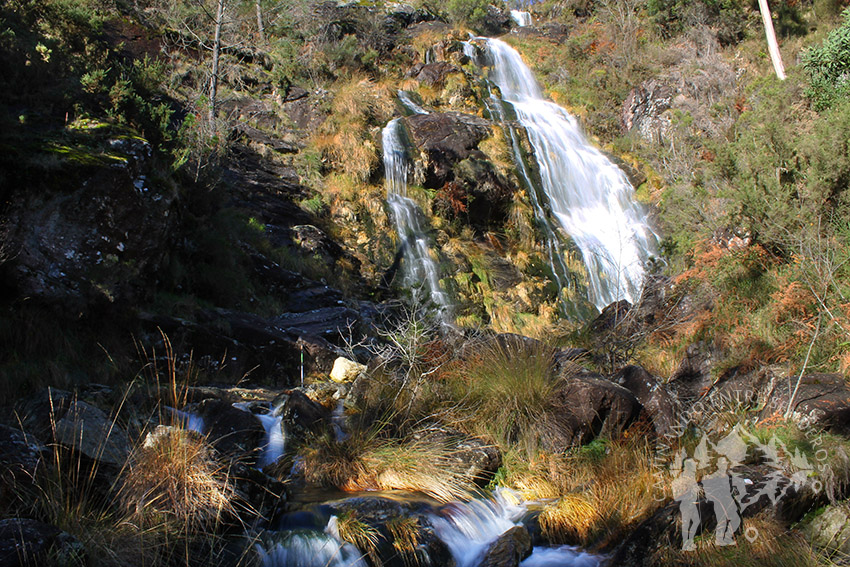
[257,410,285,468]
[383,117,451,314]
[257,531,366,567]
[429,489,602,567]
[510,10,532,27]
[397,90,429,115]
[166,406,205,433]
[485,38,657,310]
[330,400,349,442]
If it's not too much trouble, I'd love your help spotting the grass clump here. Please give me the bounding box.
[120,427,237,533]
[439,336,560,457]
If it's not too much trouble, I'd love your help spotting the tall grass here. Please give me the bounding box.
[438,336,561,457]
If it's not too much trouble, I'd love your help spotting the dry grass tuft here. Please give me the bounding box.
[120,427,236,532]
[334,510,382,566]
[387,515,422,567]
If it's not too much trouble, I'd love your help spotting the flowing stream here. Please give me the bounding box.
[483,38,657,310]
[383,108,451,316]
[510,10,532,27]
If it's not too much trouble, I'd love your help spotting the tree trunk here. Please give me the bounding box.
[255,0,265,43]
[758,0,786,80]
[209,0,226,127]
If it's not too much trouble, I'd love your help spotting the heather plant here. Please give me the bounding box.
[803,9,850,111]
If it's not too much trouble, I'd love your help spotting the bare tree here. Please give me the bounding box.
[757,0,786,80]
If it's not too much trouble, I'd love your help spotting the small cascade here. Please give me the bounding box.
[429,488,525,567]
[257,409,285,468]
[397,90,429,115]
[383,115,451,315]
[510,10,532,27]
[483,38,658,310]
[520,546,602,567]
[166,406,205,433]
[330,400,349,442]
[256,531,366,567]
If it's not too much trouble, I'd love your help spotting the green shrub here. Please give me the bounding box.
[803,8,850,111]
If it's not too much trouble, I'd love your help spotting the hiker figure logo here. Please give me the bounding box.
[670,423,819,551]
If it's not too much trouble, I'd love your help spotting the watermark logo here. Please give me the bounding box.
[656,390,830,550]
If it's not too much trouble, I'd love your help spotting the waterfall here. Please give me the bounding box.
[484,38,657,310]
[510,10,532,27]
[257,409,285,468]
[257,531,366,567]
[397,90,429,115]
[429,489,603,567]
[383,116,451,315]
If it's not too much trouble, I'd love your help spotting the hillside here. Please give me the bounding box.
[2,0,850,565]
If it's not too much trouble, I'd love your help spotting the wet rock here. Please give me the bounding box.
[53,400,131,467]
[404,112,492,188]
[0,519,81,567]
[326,496,455,567]
[329,357,367,383]
[274,390,330,439]
[762,373,850,433]
[197,399,265,462]
[413,425,502,484]
[230,461,288,523]
[613,365,676,437]
[479,525,532,567]
[273,307,359,340]
[547,377,643,450]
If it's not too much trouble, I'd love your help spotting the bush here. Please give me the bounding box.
[803,8,850,111]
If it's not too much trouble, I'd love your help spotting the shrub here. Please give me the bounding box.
[803,9,850,111]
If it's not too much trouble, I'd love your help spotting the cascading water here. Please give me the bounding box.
[484,38,657,310]
[257,408,285,468]
[510,10,532,27]
[257,530,366,567]
[383,115,451,316]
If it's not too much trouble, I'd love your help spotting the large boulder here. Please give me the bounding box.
[613,365,676,437]
[53,400,131,467]
[329,357,367,383]
[547,376,643,450]
[274,389,330,439]
[802,503,850,555]
[0,425,46,507]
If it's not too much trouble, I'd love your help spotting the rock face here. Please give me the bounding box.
[621,78,673,144]
[548,376,643,449]
[403,112,492,188]
[0,425,45,506]
[762,373,850,432]
[478,525,532,567]
[802,503,850,555]
[4,133,175,307]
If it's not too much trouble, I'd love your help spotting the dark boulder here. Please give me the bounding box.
[667,341,724,406]
[478,525,532,567]
[407,61,461,87]
[0,425,46,507]
[547,376,643,450]
[274,389,330,439]
[613,365,676,437]
[0,519,81,567]
[197,399,265,462]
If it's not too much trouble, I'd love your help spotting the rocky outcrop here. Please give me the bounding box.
[621,79,674,144]
[404,112,491,188]
[3,131,175,308]
[274,389,330,439]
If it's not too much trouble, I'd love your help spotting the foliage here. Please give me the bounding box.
[803,8,850,111]
[444,0,498,32]
[647,0,750,45]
